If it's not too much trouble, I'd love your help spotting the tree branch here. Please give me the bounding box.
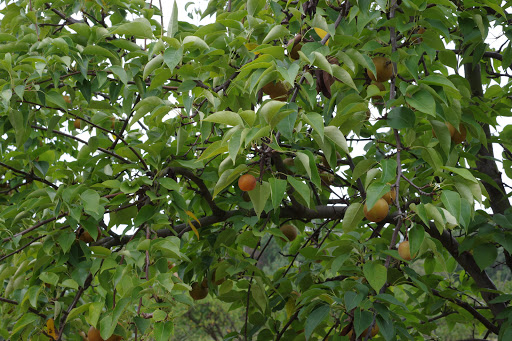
[424,222,506,319]
[0,161,58,190]
[432,289,499,335]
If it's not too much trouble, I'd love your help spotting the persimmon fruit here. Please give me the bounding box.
[238,174,257,192]
[283,157,295,167]
[412,27,426,44]
[367,57,393,82]
[79,231,94,243]
[451,123,467,144]
[88,326,123,341]
[280,224,298,242]
[74,118,82,129]
[398,240,412,260]
[382,188,396,204]
[190,282,208,300]
[320,171,334,186]
[288,34,302,60]
[262,81,289,101]
[433,122,466,144]
[364,198,389,223]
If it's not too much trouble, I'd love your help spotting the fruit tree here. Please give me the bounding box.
[1,0,512,340]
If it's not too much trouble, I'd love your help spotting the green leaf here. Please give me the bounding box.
[420,75,458,92]
[269,178,287,209]
[143,54,164,79]
[247,0,266,15]
[183,36,209,50]
[352,159,376,184]
[332,64,357,90]
[82,45,118,62]
[46,90,67,109]
[312,52,332,75]
[12,313,39,335]
[164,44,183,72]
[108,65,128,85]
[303,112,324,141]
[159,178,180,191]
[366,182,390,211]
[406,89,435,116]
[248,181,271,218]
[342,203,365,232]
[251,279,267,312]
[386,107,415,128]
[262,25,289,44]
[324,126,349,153]
[167,1,178,38]
[213,164,247,198]
[259,100,286,127]
[305,305,330,339]
[111,18,154,38]
[204,111,243,126]
[80,189,104,219]
[431,120,452,155]
[425,203,444,233]
[134,205,157,226]
[287,176,311,207]
[363,261,387,291]
[440,190,461,224]
[422,29,445,50]
[473,244,497,270]
[67,303,92,322]
[380,159,397,184]
[409,224,424,258]
[354,310,373,338]
[88,302,103,328]
[154,321,174,341]
[442,166,478,183]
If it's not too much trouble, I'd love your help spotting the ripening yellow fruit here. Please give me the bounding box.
[288,34,303,60]
[451,123,467,144]
[367,57,393,82]
[238,174,257,192]
[382,188,396,204]
[280,224,298,241]
[262,81,290,101]
[74,118,82,129]
[398,240,412,260]
[189,282,208,300]
[363,198,389,223]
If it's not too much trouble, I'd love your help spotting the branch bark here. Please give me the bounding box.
[424,222,506,319]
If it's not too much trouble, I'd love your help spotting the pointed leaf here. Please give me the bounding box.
[342,203,365,232]
[262,25,289,44]
[363,261,387,291]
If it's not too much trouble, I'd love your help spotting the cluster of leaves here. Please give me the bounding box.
[0,0,512,340]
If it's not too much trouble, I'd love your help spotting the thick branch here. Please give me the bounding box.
[432,289,499,335]
[0,161,58,190]
[168,167,225,216]
[424,223,506,319]
[97,204,348,248]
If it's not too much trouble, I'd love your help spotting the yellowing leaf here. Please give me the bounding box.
[47,318,57,340]
[314,28,330,45]
[245,43,260,55]
[188,220,200,240]
[185,210,201,226]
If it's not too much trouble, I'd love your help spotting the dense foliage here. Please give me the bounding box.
[1,0,512,340]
